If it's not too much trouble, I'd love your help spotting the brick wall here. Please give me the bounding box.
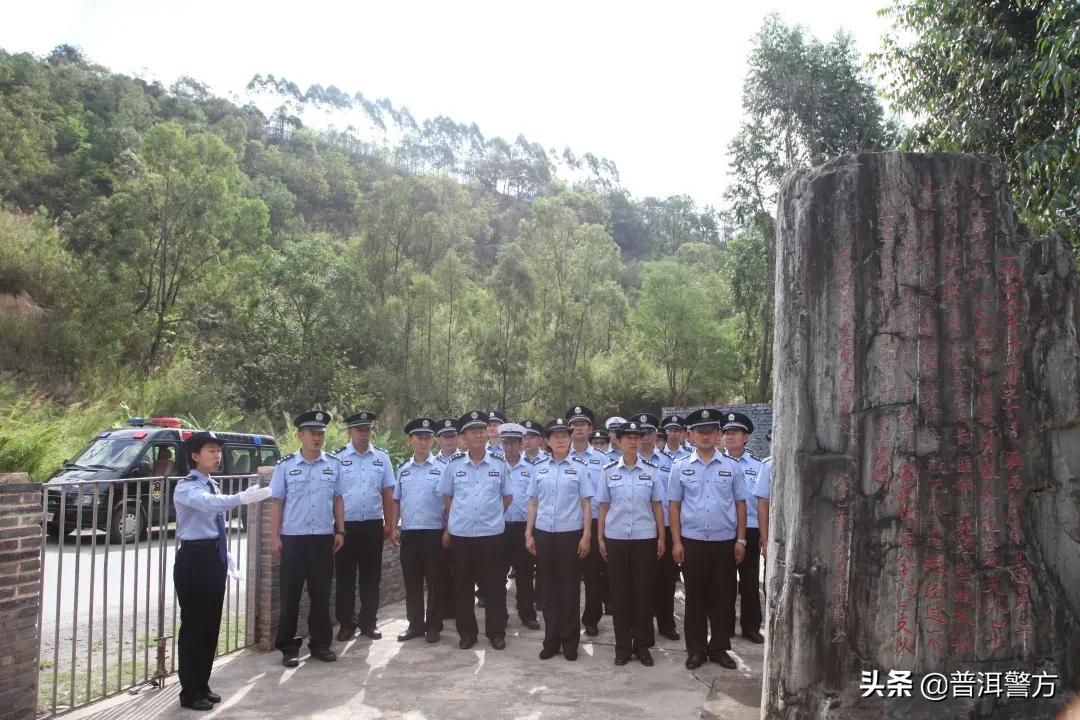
[252,468,407,651]
[0,473,43,720]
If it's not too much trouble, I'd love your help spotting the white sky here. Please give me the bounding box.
[1,0,892,209]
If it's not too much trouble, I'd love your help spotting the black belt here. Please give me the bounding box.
[182,538,219,548]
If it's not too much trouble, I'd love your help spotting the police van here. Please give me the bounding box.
[45,417,280,544]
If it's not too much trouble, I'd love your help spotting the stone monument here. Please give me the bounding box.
[764,153,1080,718]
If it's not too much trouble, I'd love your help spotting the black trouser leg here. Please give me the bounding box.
[738,528,762,635]
[629,539,657,650]
[420,531,445,633]
[334,524,360,631]
[401,530,427,631]
[537,530,581,653]
[442,547,456,619]
[581,519,606,625]
[452,536,479,639]
[475,534,507,639]
[276,536,306,653]
[605,538,633,653]
[653,527,677,633]
[175,545,225,705]
[355,520,385,631]
[503,522,536,622]
[706,540,735,654]
[304,535,335,651]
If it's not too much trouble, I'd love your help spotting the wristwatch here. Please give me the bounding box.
[736,538,747,546]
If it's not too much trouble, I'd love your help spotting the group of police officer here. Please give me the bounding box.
[170,404,773,710]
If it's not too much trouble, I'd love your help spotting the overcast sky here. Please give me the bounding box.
[1,0,893,209]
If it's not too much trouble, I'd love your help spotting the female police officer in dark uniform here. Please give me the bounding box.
[173,431,271,710]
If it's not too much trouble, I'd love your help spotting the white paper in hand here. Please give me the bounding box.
[227,552,244,581]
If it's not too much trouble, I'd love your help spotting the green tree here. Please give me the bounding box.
[99,123,268,368]
[631,260,724,406]
[877,0,1079,247]
[725,15,896,401]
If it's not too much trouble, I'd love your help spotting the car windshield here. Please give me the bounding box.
[70,437,147,470]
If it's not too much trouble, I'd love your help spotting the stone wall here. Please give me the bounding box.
[663,403,773,458]
[0,473,42,720]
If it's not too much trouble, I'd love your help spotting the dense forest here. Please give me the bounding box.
[1,3,1076,478]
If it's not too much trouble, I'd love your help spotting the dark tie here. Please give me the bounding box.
[209,480,228,565]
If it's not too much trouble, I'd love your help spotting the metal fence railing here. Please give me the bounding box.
[38,474,262,718]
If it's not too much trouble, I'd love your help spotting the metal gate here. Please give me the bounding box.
[38,474,262,718]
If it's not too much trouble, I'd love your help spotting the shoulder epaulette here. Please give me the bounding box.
[524,455,539,464]
[763,456,772,464]
[641,458,658,469]
[747,450,759,460]
[450,451,466,460]
[373,444,389,454]
[488,452,506,462]
[334,445,349,455]
[603,460,618,470]
[571,456,587,465]
[277,452,296,464]
[180,472,199,481]
[326,453,343,462]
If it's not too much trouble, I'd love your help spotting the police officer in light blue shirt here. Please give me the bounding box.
[722,411,765,644]
[669,408,747,671]
[566,404,609,634]
[499,423,540,630]
[173,432,271,710]
[519,419,548,463]
[525,417,592,661]
[434,418,459,464]
[596,420,665,667]
[661,414,691,462]
[333,410,396,641]
[269,410,346,667]
[627,413,680,641]
[484,409,507,454]
[438,410,513,650]
[393,417,447,644]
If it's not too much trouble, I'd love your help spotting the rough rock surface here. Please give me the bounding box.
[764,152,1080,719]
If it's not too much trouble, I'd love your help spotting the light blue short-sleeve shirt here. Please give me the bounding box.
[527,455,592,533]
[753,458,772,499]
[570,445,607,518]
[394,455,445,530]
[438,451,512,537]
[596,458,664,540]
[336,442,395,521]
[668,451,747,542]
[504,457,535,523]
[725,451,763,529]
[641,450,673,527]
[270,451,344,536]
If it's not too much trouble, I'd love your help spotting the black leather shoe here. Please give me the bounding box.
[282,652,299,667]
[425,630,440,643]
[564,649,578,661]
[614,653,630,666]
[523,618,540,630]
[658,628,680,641]
[584,624,599,637]
[204,692,221,704]
[336,626,356,641]
[685,653,705,670]
[459,636,477,650]
[490,637,506,650]
[603,604,612,615]
[539,647,559,660]
[743,631,765,644]
[360,627,382,640]
[710,650,736,669]
[397,627,425,642]
[182,698,214,711]
[636,648,654,666]
[310,647,337,662]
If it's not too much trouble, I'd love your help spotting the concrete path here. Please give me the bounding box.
[61,590,763,720]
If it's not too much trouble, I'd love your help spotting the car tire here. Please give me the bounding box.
[109,503,146,545]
